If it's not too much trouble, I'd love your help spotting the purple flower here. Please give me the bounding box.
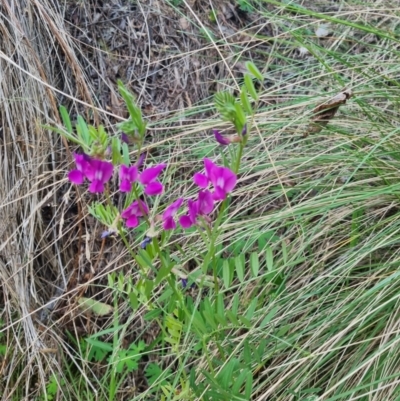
[213,129,231,146]
[193,158,237,200]
[140,236,152,249]
[101,229,117,239]
[179,190,214,229]
[119,165,138,192]
[197,190,214,214]
[136,153,146,169]
[121,200,149,228]
[213,129,243,146]
[86,159,114,193]
[139,163,166,196]
[121,133,130,144]
[68,153,114,193]
[241,124,247,137]
[179,199,199,229]
[68,153,92,185]
[181,278,196,289]
[162,198,183,230]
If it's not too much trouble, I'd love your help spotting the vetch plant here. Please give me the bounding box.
[54,62,263,293]
[50,62,263,401]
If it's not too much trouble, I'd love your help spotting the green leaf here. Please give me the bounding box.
[231,293,239,315]
[135,249,154,269]
[145,363,171,386]
[235,255,245,283]
[240,86,253,115]
[214,91,237,123]
[218,358,237,390]
[266,247,273,271]
[43,125,83,146]
[226,310,239,325]
[234,103,246,134]
[59,106,72,133]
[117,80,146,137]
[245,297,258,320]
[76,115,90,145]
[245,61,264,81]
[244,74,258,101]
[259,306,278,328]
[203,310,218,330]
[244,373,253,400]
[222,259,233,288]
[250,252,259,277]
[77,297,113,316]
[97,124,108,146]
[232,368,250,395]
[144,279,154,298]
[155,263,175,286]
[238,315,252,328]
[144,309,162,321]
[128,292,138,311]
[85,339,114,352]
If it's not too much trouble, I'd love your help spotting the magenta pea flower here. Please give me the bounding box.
[213,129,242,146]
[179,190,214,229]
[197,190,214,214]
[241,124,247,137]
[213,129,231,146]
[136,153,146,169]
[68,153,114,193]
[120,133,130,144]
[85,159,114,193]
[179,199,199,229]
[119,165,138,192]
[121,200,149,228]
[139,163,166,196]
[68,153,92,185]
[162,198,183,230]
[193,158,237,200]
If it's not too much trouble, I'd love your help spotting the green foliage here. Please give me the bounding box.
[109,341,146,374]
[39,374,66,401]
[87,203,120,229]
[236,0,255,12]
[117,80,146,138]
[145,363,172,386]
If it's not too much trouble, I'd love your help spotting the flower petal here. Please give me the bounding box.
[88,180,105,193]
[212,187,226,201]
[213,129,230,146]
[119,179,132,193]
[193,173,209,188]
[140,163,166,185]
[163,216,176,230]
[179,215,194,229]
[204,158,217,181]
[68,170,85,184]
[163,198,184,219]
[120,165,138,182]
[136,153,146,168]
[121,200,149,219]
[126,215,139,228]
[145,181,164,196]
[220,167,237,193]
[198,190,214,214]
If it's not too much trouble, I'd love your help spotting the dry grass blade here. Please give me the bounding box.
[0,0,101,397]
